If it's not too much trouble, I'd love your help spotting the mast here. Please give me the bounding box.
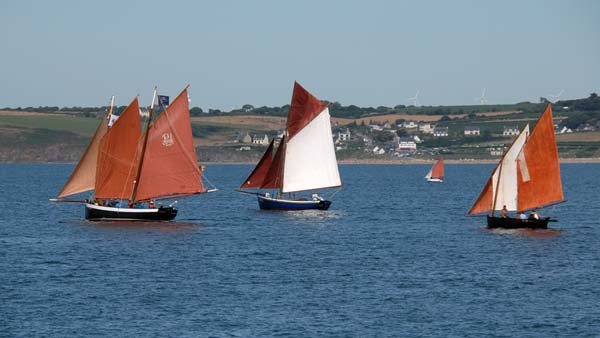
[130,87,157,204]
[490,150,504,217]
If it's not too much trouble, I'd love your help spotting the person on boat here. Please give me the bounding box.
[500,205,508,218]
[114,200,122,208]
[519,212,527,220]
[149,200,155,209]
[529,210,540,220]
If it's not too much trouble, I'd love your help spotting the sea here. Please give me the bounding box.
[1,163,599,338]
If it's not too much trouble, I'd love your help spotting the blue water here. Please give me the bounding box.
[1,163,599,337]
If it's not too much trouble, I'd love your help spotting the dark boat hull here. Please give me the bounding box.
[257,194,331,210]
[85,204,177,221]
[487,216,550,229]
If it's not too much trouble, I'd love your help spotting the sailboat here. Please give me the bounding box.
[467,104,564,229]
[237,82,341,210]
[52,85,212,221]
[425,156,444,182]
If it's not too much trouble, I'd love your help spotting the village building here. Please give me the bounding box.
[464,126,481,136]
[336,128,351,144]
[503,126,520,136]
[489,146,503,156]
[398,137,417,151]
[402,121,418,129]
[252,134,269,145]
[418,123,434,134]
[433,127,449,137]
[241,132,252,143]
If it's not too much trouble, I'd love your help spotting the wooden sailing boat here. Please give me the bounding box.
[425,156,444,182]
[53,86,211,221]
[237,82,341,210]
[468,104,564,229]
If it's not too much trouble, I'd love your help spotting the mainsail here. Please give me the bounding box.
[94,98,142,199]
[468,104,563,215]
[517,105,564,210]
[425,156,444,180]
[282,82,341,193]
[132,87,206,201]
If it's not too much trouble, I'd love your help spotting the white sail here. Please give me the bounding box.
[490,124,530,211]
[282,107,341,193]
[424,168,432,179]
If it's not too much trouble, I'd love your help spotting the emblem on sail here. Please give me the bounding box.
[162,132,175,147]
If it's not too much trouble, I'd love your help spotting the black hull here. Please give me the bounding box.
[257,195,331,210]
[487,216,550,229]
[85,204,177,221]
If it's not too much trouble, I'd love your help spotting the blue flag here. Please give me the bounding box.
[158,95,169,108]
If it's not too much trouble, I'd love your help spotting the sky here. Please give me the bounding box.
[0,0,599,110]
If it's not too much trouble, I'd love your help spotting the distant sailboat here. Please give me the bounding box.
[425,156,444,182]
[468,104,564,229]
[52,86,213,221]
[237,82,341,210]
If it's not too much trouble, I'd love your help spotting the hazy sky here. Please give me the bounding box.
[1,0,599,110]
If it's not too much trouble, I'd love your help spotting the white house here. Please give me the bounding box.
[336,128,351,143]
[369,124,383,131]
[398,137,417,151]
[402,121,418,129]
[252,134,269,145]
[489,146,503,156]
[372,146,385,155]
[433,127,449,137]
[555,126,572,134]
[418,123,434,134]
[503,126,520,136]
[464,126,481,136]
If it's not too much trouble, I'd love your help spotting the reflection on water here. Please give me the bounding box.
[60,219,204,233]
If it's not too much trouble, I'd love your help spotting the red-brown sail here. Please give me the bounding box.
[133,87,205,201]
[94,98,142,199]
[58,113,109,198]
[430,156,444,179]
[468,176,494,215]
[261,136,286,189]
[240,139,274,189]
[517,104,564,211]
[286,82,328,140]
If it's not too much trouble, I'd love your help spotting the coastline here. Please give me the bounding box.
[8,157,599,165]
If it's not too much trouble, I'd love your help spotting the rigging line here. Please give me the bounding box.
[201,171,218,191]
[328,187,342,200]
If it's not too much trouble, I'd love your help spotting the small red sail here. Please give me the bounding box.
[94,98,142,199]
[517,104,564,211]
[261,136,286,189]
[430,156,444,179]
[286,82,328,140]
[468,176,494,215]
[133,87,205,201]
[240,139,274,189]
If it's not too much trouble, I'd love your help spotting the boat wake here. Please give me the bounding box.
[486,227,564,237]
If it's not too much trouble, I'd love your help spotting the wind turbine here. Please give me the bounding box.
[407,90,420,106]
[547,89,564,103]
[475,88,487,104]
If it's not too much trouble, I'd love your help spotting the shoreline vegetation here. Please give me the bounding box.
[2,93,599,163]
